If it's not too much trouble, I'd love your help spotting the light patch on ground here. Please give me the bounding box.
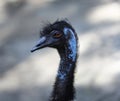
[0,48,59,92]
[87,3,120,23]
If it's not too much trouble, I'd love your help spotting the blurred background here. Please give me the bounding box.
[0,0,120,101]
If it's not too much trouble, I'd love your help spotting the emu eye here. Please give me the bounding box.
[53,32,62,38]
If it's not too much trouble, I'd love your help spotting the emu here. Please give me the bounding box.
[31,20,78,101]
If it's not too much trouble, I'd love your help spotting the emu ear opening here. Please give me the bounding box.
[63,28,72,39]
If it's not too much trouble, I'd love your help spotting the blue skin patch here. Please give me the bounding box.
[57,28,77,80]
[64,27,77,61]
[58,71,66,80]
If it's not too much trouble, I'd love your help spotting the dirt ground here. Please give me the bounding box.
[0,0,120,101]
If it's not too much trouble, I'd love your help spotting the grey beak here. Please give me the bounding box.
[31,37,46,52]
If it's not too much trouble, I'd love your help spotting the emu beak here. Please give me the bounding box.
[31,37,46,52]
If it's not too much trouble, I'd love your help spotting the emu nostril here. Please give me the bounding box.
[31,36,46,52]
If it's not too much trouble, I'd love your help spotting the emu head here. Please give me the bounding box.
[31,20,76,52]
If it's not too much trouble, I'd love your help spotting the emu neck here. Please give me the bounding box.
[50,33,77,101]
